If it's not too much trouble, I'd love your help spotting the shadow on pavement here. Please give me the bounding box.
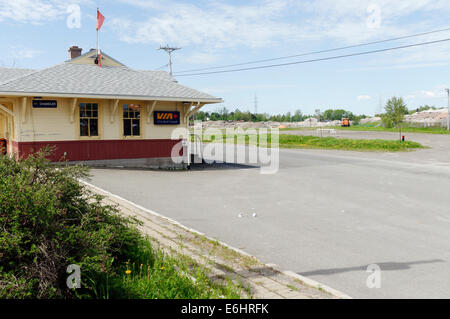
[189,161,259,171]
[298,259,446,277]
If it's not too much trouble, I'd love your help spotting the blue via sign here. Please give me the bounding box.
[154,111,180,125]
[32,100,57,108]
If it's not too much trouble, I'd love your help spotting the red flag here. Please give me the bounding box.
[97,9,105,30]
[98,53,102,67]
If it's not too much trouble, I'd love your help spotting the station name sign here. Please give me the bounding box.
[32,100,57,108]
[154,111,180,125]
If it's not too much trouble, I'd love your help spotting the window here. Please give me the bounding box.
[79,103,98,137]
[123,104,140,136]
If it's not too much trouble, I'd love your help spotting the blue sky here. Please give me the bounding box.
[1,0,450,115]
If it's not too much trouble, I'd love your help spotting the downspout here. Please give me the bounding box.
[185,103,194,167]
[184,102,204,167]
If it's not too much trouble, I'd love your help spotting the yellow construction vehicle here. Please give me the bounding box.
[342,118,350,127]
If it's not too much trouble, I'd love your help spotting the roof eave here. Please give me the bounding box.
[0,91,223,104]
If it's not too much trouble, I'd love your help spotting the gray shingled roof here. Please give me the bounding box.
[0,68,36,85]
[0,63,221,102]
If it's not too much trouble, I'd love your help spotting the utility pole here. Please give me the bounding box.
[378,95,383,115]
[446,88,450,130]
[254,94,258,114]
[158,45,181,76]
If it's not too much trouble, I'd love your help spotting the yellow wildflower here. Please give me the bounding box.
[125,269,131,275]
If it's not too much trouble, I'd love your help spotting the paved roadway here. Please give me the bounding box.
[88,132,450,298]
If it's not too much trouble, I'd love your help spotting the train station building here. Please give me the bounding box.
[0,46,221,168]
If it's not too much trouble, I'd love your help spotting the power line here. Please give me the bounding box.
[175,37,450,77]
[175,26,450,74]
[155,63,169,70]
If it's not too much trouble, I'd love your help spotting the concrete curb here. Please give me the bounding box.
[280,270,352,299]
[81,180,352,299]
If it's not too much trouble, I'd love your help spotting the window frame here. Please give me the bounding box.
[78,102,101,139]
[121,103,142,138]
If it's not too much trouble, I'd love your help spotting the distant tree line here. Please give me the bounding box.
[193,107,367,123]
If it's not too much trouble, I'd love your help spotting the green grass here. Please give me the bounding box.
[278,135,423,151]
[336,124,450,134]
[90,239,243,299]
[199,133,424,152]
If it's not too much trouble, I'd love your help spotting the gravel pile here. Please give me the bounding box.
[361,110,449,127]
[360,117,382,124]
[404,109,449,125]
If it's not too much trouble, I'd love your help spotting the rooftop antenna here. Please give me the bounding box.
[158,45,181,76]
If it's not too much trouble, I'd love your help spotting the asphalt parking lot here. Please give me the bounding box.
[88,131,450,298]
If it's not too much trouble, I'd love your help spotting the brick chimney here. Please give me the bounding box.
[68,46,82,60]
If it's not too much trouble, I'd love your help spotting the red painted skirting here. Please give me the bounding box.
[12,139,183,162]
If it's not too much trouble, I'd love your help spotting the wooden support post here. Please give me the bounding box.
[146,101,157,124]
[0,104,14,143]
[184,102,194,124]
[110,99,119,123]
[69,98,78,123]
[0,103,14,117]
[21,97,27,124]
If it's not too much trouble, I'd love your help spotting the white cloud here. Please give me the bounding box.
[0,0,89,24]
[357,95,372,101]
[296,0,450,38]
[9,46,44,59]
[115,0,163,10]
[178,52,221,66]
[342,62,449,72]
[3,0,450,71]
[406,85,449,100]
[200,83,298,95]
[111,0,306,48]
[110,0,450,69]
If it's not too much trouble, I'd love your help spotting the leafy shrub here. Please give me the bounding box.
[0,148,148,298]
[381,115,394,128]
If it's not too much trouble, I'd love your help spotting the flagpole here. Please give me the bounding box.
[96,8,99,57]
[95,8,105,67]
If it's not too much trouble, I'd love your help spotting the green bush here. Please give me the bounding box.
[381,115,394,128]
[0,148,242,299]
[0,148,144,298]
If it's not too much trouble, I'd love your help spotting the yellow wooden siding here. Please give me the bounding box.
[69,52,124,67]
[10,97,189,142]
